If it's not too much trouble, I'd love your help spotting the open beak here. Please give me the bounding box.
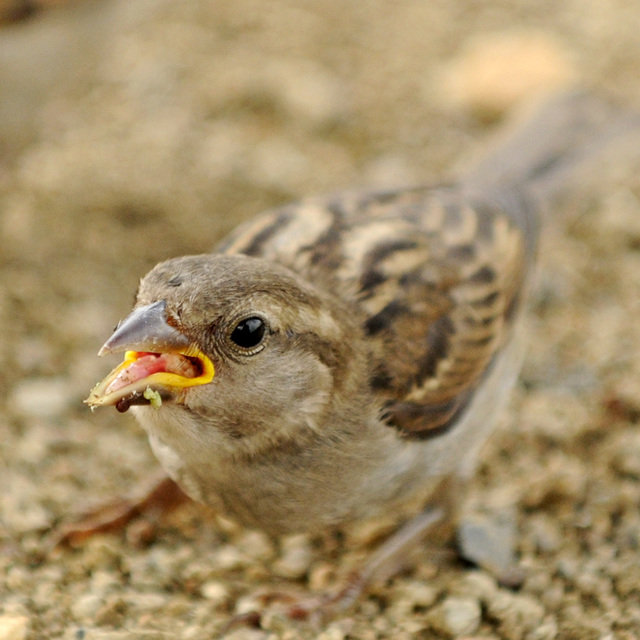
[85,300,215,410]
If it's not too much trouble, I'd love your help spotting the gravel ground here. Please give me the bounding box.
[2,1,640,638]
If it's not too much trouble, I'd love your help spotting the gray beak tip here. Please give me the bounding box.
[97,344,111,357]
[95,300,190,357]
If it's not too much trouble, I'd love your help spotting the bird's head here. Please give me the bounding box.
[86,254,367,456]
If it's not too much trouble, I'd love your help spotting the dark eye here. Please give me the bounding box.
[230,317,266,350]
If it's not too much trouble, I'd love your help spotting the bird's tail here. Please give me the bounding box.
[462,90,640,203]
[460,90,640,253]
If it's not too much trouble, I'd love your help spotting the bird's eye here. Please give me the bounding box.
[230,317,266,351]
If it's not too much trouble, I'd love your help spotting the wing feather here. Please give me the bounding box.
[218,185,529,438]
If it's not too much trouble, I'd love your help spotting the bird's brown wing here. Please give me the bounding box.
[217,185,529,439]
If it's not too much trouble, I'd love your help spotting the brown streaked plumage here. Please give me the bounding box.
[77,91,640,620]
[218,184,528,439]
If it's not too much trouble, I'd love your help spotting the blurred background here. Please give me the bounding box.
[2,1,640,638]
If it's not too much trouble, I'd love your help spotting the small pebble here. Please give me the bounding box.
[5,567,30,591]
[214,544,246,570]
[317,621,354,640]
[31,581,58,610]
[610,432,640,479]
[486,591,545,640]
[427,596,481,636]
[234,593,263,617]
[200,580,229,604]
[180,627,202,640]
[125,592,168,610]
[427,596,482,636]
[519,392,591,443]
[317,627,346,640]
[236,530,275,562]
[0,616,29,640]
[458,509,518,576]
[94,596,128,627]
[453,571,499,603]
[527,514,562,553]
[71,593,104,620]
[401,581,439,608]
[90,569,121,595]
[527,619,559,640]
[272,534,313,579]
[391,579,439,616]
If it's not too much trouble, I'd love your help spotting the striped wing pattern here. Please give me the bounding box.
[217,186,528,439]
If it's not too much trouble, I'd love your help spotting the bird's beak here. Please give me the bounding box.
[85,301,215,410]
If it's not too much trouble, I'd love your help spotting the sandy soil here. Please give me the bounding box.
[2,1,640,638]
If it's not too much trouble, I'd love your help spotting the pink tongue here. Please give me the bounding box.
[105,352,200,396]
[106,354,169,394]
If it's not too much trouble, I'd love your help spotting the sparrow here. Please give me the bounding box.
[79,91,639,619]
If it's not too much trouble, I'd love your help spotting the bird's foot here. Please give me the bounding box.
[46,474,189,549]
[221,505,448,634]
[220,573,368,635]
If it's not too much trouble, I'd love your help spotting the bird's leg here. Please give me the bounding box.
[287,505,449,623]
[228,477,462,629]
[48,473,190,549]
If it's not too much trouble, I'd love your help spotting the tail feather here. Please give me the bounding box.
[460,90,640,254]
[462,91,640,200]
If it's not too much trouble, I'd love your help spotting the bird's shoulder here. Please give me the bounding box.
[217,186,529,438]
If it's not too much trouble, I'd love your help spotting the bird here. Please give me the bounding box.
[77,91,639,621]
